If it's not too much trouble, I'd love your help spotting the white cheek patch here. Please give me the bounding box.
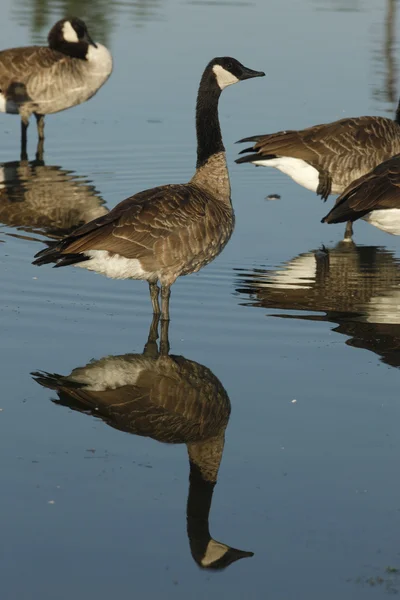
[212,65,239,89]
[201,540,229,567]
[62,21,79,43]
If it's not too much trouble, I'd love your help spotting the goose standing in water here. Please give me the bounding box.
[322,154,400,236]
[235,104,400,239]
[33,57,265,320]
[0,17,112,155]
[32,316,253,570]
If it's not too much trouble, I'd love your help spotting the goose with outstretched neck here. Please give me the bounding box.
[32,316,253,569]
[33,57,265,320]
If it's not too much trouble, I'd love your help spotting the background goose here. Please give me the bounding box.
[33,57,265,320]
[0,156,108,237]
[32,316,253,570]
[235,106,400,239]
[322,154,400,236]
[0,17,112,155]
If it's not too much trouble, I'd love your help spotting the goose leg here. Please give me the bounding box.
[20,116,29,161]
[149,282,161,314]
[143,314,160,358]
[35,114,45,140]
[160,284,171,322]
[343,221,353,242]
[35,138,44,163]
[160,317,170,356]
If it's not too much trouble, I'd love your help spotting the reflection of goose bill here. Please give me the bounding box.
[32,316,253,570]
[0,159,108,236]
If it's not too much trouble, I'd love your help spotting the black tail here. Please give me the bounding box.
[32,241,89,268]
[235,135,264,144]
[235,153,276,165]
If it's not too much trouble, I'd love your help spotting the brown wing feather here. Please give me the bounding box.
[322,154,400,223]
[0,46,67,95]
[238,117,400,182]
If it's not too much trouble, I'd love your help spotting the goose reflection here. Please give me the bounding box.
[32,316,253,569]
[0,155,108,237]
[236,242,400,368]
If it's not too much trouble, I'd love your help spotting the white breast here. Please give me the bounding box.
[77,249,155,280]
[251,157,320,193]
[362,209,400,235]
[86,43,113,77]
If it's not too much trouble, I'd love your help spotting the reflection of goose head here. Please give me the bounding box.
[236,242,400,368]
[0,156,108,238]
[32,316,253,570]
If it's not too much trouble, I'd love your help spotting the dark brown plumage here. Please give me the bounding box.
[32,316,253,570]
[322,153,400,234]
[33,56,265,320]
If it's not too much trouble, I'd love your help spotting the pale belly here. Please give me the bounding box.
[362,209,400,235]
[251,157,320,192]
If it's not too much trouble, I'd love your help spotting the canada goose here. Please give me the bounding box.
[322,154,400,236]
[235,105,400,239]
[0,17,112,155]
[0,156,108,237]
[235,243,400,368]
[32,57,265,320]
[32,316,253,569]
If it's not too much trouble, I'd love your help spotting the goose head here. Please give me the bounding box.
[48,17,97,58]
[208,57,265,90]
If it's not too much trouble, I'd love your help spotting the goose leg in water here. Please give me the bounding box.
[143,314,160,358]
[20,117,29,161]
[160,317,170,356]
[35,114,45,140]
[35,138,44,163]
[161,284,171,322]
[149,282,161,314]
[344,221,353,242]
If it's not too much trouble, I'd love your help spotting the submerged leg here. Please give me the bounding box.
[160,318,170,356]
[160,284,171,321]
[35,138,44,163]
[143,314,160,358]
[20,116,29,161]
[343,221,353,242]
[35,114,45,140]
[149,282,161,314]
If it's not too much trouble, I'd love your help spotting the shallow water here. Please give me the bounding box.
[2,0,400,598]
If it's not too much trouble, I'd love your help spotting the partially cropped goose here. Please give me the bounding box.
[32,316,253,570]
[33,57,265,320]
[236,105,400,239]
[0,17,112,153]
[322,154,400,236]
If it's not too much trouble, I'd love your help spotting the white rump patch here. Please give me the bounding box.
[68,357,146,391]
[62,21,79,43]
[363,209,400,235]
[212,65,239,90]
[201,540,229,567]
[251,157,320,193]
[77,250,153,280]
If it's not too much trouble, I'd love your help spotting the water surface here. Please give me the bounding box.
[1,1,400,599]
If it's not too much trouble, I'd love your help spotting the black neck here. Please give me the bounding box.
[195,69,224,168]
[186,461,215,562]
[395,97,400,124]
[48,39,89,60]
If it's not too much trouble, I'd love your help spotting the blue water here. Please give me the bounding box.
[1,0,400,598]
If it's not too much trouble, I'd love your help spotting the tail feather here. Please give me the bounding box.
[235,153,276,165]
[236,135,264,144]
[32,240,88,268]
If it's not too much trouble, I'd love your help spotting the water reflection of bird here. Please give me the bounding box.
[0,156,108,237]
[32,316,253,570]
[235,243,400,368]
